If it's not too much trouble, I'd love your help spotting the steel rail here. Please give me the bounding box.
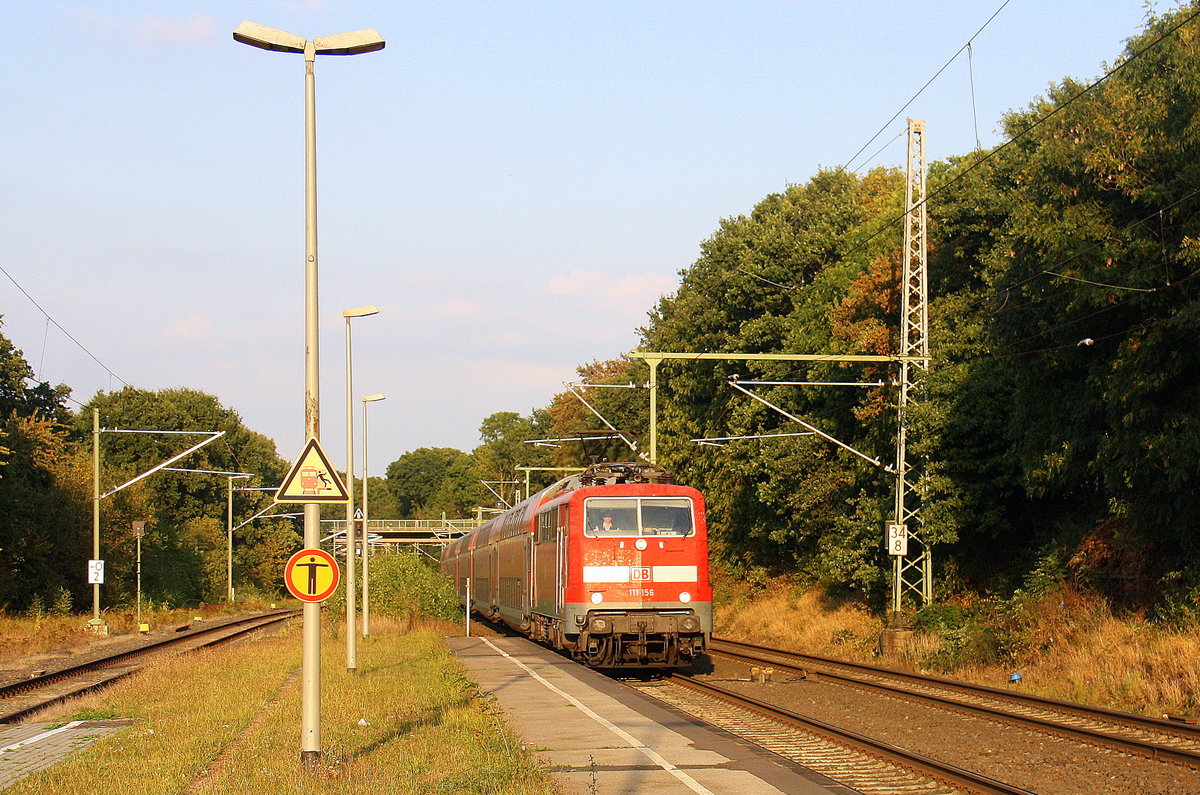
[710,637,1200,768]
[669,673,1033,795]
[0,610,297,722]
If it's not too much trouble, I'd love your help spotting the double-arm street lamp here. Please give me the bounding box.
[233,20,384,770]
[343,305,378,672]
[360,393,386,637]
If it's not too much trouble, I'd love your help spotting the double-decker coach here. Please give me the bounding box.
[441,463,712,668]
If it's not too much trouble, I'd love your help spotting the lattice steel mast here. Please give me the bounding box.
[891,119,932,614]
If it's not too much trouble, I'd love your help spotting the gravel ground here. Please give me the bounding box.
[700,655,1198,794]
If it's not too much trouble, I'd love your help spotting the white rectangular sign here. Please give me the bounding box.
[87,559,105,584]
[886,523,908,556]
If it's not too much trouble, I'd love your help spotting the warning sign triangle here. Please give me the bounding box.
[275,438,349,504]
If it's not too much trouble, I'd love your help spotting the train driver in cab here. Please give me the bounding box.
[595,513,620,535]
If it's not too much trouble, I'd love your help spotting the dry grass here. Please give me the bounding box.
[714,577,881,658]
[953,593,1200,716]
[7,617,558,794]
[713,574,1200,718]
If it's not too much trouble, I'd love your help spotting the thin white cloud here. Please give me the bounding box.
[70,9,217,47]
[423,299,486,320]
[543,270,676,308]
[282,0,330,12]
[135,15,217,46]
[169,311,214,340]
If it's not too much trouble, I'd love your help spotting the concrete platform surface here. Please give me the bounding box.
[448,635,855,795]
[0,719,133,790]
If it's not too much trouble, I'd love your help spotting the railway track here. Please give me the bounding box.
[708,636,1200,769]
[0,610,297,723]
[630,673,1031,795]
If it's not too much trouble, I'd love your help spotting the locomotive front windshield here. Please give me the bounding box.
[584,497,694,537]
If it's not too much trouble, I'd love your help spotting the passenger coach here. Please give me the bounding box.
[441,463,712,668]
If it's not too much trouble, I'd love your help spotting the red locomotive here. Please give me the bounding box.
[441,463,712,668]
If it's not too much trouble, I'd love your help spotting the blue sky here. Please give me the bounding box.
[0,1,1160,473]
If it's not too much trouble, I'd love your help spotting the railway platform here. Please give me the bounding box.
[0,719,133,789]
[448,635,855,795]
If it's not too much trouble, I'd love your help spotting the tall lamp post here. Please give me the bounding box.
[233,21,384,770]
[361,393,385,637]
[343,305,378,672]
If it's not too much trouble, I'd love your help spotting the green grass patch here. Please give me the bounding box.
[8,618,557,794]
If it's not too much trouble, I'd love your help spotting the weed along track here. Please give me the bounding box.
[0,610,297,723]
[629,639,1198,794]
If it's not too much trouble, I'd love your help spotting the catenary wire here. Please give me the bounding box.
[0,263,129,390]
[841,0,1014,172]
[839,5,1200,263]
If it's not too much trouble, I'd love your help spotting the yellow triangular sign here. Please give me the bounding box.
[275,438,349,503]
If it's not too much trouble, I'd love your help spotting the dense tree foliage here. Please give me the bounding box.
[69,387,292,606]
[0,320,85,610]
[385,447,482,519]
[425,5,1200,611]
[628,4,1200,606]
[9,7,1199,617]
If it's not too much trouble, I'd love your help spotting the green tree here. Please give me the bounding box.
[639,168,907,596]
[70,387,290,606]
[385,447,482,519]
[0,321,82,611]
[472,411,553,506]
[545,358,649,467]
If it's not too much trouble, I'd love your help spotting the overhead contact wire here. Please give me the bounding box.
[0,264,129,389]
[841,0,1014,172]
[841,5,1200,262]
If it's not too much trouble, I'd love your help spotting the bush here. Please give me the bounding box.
[50,586,72,617]
[913,599,1010,670]
[328,551,461,623]
[1155,568,1200,629]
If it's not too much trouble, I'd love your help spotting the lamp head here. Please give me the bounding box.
[234,23,385,56]
[313,29,386,56]
[233,22,306,53]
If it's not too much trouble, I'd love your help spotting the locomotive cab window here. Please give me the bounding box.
[584,497,693,537]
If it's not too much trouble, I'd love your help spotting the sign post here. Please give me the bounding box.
[133,521,146,631]
[276,437,349,769]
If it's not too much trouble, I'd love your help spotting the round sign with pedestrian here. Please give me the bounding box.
[284,548,340,602]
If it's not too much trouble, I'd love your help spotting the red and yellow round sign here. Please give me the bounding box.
[284,548,340,602]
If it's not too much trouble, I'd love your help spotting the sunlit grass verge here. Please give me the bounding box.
[7,617,558,794]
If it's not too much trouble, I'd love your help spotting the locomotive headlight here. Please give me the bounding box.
[634,538,648,551]
[679,591,692,603]
[590,592,603,604]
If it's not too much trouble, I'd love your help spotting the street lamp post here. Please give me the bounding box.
[343,306,378,672]
[233,20,384,770]
[361,393,385,637]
